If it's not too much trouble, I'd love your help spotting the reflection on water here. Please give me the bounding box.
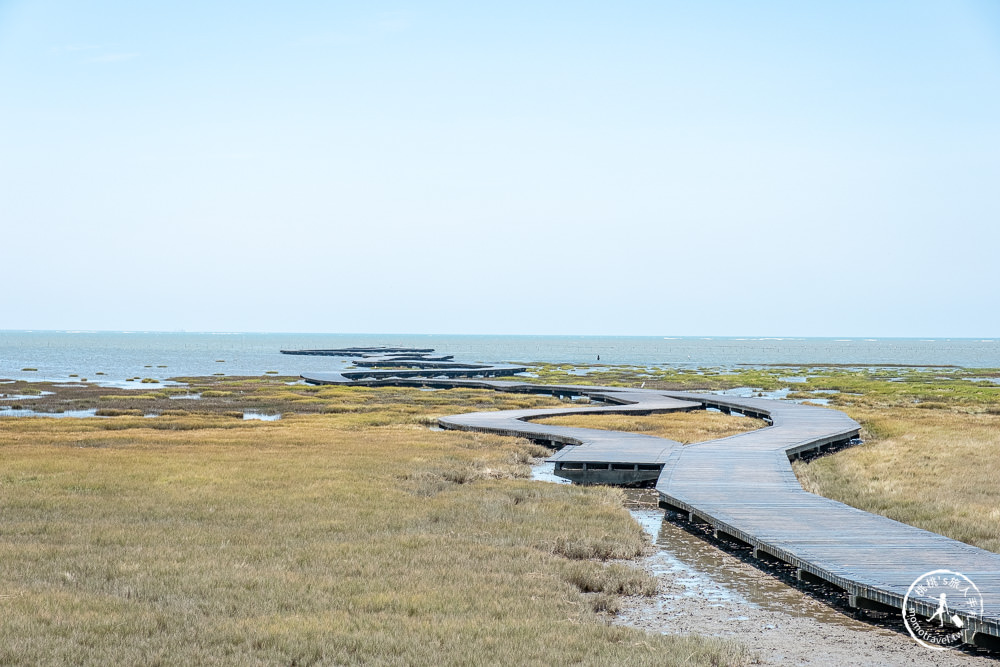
[631,509,739,606]
[791,397,830,405]
[243,412,281,421]
[530,460,570,485]
[0,391,56,400]
[0,407,99,418]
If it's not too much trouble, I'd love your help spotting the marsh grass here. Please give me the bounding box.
[520,363,1000,411]
[1,377,570,425]
[533,411,766,444]
[0,382,751,666]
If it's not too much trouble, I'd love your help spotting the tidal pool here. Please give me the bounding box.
[243,412,281,421]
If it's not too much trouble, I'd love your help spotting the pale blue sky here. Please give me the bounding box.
[2,1,998,336]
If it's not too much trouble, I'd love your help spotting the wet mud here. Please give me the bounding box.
[532,462,997,665]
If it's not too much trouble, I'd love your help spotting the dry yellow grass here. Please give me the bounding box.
[533,410,766,444]
[794,406,1000,553]
[0,384,751,666]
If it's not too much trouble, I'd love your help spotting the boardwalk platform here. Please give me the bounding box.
[292,346,527,382]
[302,364,528,383]
[300,367,1000,649]
[281,347,436,357]
[440,391,700,485]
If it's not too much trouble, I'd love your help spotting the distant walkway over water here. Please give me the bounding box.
[299,349,1000,650]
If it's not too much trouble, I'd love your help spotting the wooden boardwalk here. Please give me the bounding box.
[284,345,527,379]
[301,366,1000,649]
[439,389,700,484]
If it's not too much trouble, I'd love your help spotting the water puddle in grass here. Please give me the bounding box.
[712,386,790,400]
[712,386,842,406]
[102,380,188,389]
[791,397,830,405]
[169,394,202,400]
[0,391,56,400]
[243,412,281,421]
[0,407,99,418]
[530,460,571,485]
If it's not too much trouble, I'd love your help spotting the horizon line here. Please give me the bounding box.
[0,329,995,341]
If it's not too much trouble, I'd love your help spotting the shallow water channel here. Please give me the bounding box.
[531,460,861,627]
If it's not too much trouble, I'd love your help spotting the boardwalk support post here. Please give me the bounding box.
[968,631,1000,651]
[848,595,897,615]
[752,547,787,565]
[658,499,687,515]
[717,531,752,549]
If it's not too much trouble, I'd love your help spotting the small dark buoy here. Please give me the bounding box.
[597,354,600,361]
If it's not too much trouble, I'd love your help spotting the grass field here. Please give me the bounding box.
[532,411,766,444]
[0,379,751,665]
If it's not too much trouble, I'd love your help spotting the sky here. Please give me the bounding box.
[1,1,999,336]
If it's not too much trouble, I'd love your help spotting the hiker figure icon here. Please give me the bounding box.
[929,594,950,627]
[928,593,965,628]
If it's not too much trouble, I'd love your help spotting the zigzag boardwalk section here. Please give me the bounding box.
[653,392,1000,650]
[439,389,700,485]
[301,367,1000,649]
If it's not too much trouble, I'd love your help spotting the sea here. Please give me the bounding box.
[0,331,997,386]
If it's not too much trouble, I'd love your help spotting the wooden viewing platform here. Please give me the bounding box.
[284,346,526,379]
[280,347,437,357]
[301,363,1000,650]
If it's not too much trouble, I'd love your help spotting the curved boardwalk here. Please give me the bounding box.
[302,369,1000,649]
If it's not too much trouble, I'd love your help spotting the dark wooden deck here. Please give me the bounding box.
[300,368,1000,649]
[440,390,700,485]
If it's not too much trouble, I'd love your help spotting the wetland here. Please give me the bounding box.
[2,362,999,664]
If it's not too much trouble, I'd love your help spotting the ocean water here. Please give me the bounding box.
[0,331,997,385]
